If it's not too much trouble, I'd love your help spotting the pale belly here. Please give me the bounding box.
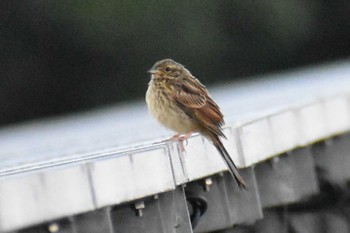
[146,85,198,134]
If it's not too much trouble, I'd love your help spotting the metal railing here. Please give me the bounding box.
[1,60,350,233]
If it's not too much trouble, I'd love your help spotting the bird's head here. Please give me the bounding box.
[148,59,185,79]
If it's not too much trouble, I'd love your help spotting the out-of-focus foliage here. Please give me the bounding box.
[1,0,350,125]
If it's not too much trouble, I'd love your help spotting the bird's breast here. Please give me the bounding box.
[146,81,198,134]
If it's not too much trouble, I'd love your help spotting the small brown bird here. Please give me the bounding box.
[146,59,246,189]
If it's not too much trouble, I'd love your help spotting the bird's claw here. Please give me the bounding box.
[162,133,192,152]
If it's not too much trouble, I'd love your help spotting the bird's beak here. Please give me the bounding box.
[147,66,156,74]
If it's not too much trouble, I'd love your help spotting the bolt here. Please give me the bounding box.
[48,223,59,233]
[134,201,145,217]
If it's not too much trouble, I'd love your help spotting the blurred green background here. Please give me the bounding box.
[1,0,350,126]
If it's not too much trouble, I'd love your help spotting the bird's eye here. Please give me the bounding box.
[165,67,171,72]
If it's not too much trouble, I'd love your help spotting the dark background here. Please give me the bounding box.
[1,0,350,126]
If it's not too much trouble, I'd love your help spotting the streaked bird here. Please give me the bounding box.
[146,59,246,189]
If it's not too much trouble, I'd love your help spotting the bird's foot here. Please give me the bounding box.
[162,132,193,152]
[161,134,181,143]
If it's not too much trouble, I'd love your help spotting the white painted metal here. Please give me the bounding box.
[239,119,275,166]
[0,165,94,232]
[324,96,350,135]
[269,110,299,155]
[1,60,350,231]
[90,146,175,208]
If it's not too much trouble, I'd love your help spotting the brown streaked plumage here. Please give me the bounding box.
[146,59,246,189]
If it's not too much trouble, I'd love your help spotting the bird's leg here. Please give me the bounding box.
[162,132,193,152]
[178,132,193,142]
[161,134,181,142]
[176,132,193,152]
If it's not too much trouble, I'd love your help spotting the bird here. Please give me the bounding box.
[146,59,246,189]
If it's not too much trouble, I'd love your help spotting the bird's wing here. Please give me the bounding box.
[172,75,225,137]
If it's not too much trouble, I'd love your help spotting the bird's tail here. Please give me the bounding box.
[211,135,246,189]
